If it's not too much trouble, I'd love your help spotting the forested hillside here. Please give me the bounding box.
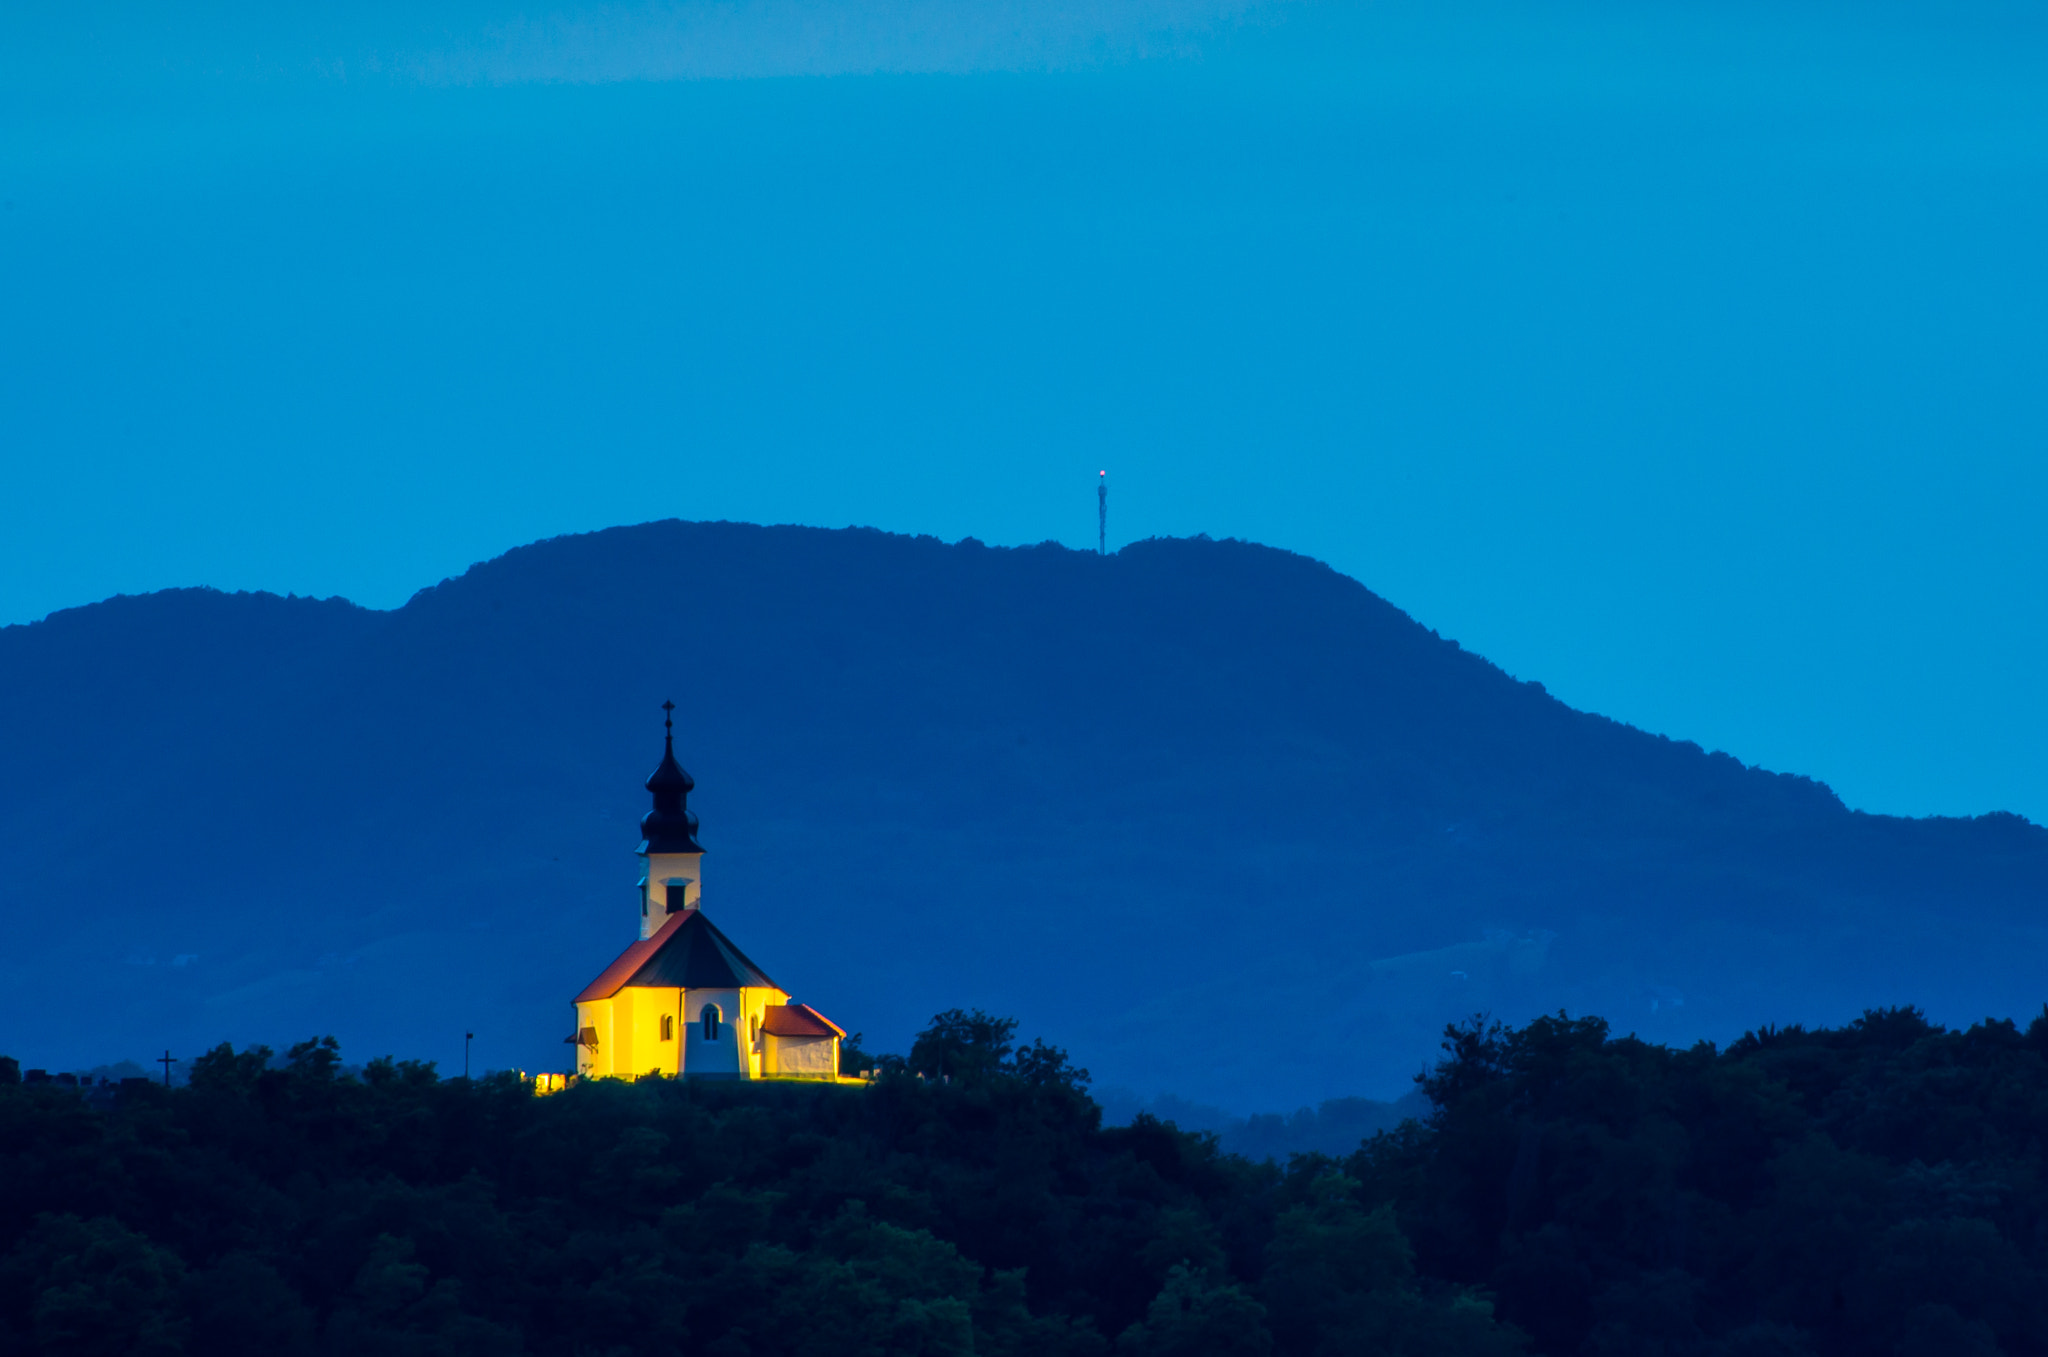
[4,1004,2045,1355]
[3,521,2045,1104]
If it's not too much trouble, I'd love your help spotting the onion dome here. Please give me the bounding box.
[638,699,704,854]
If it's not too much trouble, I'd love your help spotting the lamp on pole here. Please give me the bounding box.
[465,1032,474,1080]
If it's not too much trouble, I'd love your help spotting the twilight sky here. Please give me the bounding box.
[4,0,2046,821]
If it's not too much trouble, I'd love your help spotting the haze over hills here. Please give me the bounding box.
[3,520,2044,1110]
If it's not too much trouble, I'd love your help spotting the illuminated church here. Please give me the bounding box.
[570,704,846,1080]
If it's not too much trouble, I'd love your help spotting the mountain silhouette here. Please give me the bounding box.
[3,520,2043,1109]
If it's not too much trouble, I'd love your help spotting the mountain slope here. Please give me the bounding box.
[3,521,2043,1108]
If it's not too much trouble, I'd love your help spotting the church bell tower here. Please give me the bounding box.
[637,700,704,940]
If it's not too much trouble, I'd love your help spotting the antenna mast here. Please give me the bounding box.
[1098,470,1107,556]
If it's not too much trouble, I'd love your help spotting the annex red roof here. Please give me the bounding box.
[762,1003,845,1039]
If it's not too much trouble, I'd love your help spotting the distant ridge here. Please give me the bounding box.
[3,520,2043,1108]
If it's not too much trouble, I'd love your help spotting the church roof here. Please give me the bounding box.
[574,908,779,1004]
[762,1003,845,1039]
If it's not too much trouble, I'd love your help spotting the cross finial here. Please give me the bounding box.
[662,699,675,735]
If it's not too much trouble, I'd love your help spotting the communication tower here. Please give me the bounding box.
[1098,470,1107,556]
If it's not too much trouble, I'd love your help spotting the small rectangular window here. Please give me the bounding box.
[660,1014,674,1042]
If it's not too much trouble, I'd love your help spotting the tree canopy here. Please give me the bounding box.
[5,1003,2048,1355]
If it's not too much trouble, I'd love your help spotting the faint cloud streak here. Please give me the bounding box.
[392,0,1288,84]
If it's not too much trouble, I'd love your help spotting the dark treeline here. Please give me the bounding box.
[1095,1087,1432,1162]
[3,1005,2047,1356]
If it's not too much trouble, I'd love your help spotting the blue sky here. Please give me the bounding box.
[4,0,2046,821]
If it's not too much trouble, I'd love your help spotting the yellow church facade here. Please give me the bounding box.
[570,704,846,1082]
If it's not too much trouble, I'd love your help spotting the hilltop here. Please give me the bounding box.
[2,521,2044,1107]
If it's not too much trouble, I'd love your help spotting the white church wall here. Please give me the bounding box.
[639,852,703,938]
[573,999,612,1078]
[766,1034,838,1079]
[683,987,744,1077]
[626,986,683,1077]
[576,989,688,1078]
[737,986,784,1079]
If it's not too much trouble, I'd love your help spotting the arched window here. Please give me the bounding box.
[702,1004,722,1042]
[660,1014,674,1042]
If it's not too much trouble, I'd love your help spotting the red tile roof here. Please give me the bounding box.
[573,913,683,1005]
[762,1003,845,1039]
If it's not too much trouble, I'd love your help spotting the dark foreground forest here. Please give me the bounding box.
[4,1006,2047,1357]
